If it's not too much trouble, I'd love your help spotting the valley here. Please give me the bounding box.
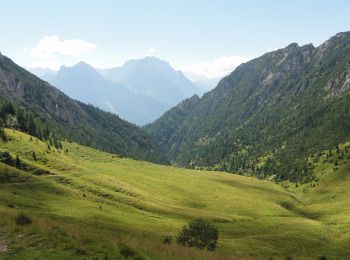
[0,3,349,257]
[1,129,350,259]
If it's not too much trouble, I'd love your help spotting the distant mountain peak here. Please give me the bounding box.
[102,57,201,106]
[75,61,93,68]
[123,56,173,71]
[58,62,103,81]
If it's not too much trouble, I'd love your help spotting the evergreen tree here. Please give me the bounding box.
[15,154,21,169]
[32,151,37,161]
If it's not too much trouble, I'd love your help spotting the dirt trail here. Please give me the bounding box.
[0,237,8,252]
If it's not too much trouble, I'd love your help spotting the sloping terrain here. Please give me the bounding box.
[0,53,166,164]
[145,32,350,182]
[0,128,350,259]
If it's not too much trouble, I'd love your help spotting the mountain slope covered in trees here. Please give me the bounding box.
[0,53,167,164]
[145,32,350,181]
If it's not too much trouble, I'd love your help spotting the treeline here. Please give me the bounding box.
[0,101,62,149]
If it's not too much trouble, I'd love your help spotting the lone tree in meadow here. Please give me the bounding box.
[176,219,219,251]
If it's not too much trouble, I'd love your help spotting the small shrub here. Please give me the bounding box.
[279,201,295,210]
[75,248,87,255]
[119,244,136,258]
[15,213,32,226]
[163,235,172,244]
[32,151,37,161]
[15,154,21,169]
[176,219,219,251]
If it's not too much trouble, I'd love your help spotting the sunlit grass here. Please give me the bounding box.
[1,129,350,258]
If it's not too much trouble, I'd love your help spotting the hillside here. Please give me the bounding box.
[145,32,350,182]
[48,62,168,125]
[1,128,350,259]
[0,53,166,164]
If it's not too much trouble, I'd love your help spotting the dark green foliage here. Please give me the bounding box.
[0,53,166,164]
[15,213,32,226]
[0,101,58,144]
[0,151,12,165]
[163,235,172,244]
[118,244,144,259]
[75,248,87,255]
[279,201,295,210]
[15,154,21,169]
[145,32,350,182]
[32,151,37,161]
[176,219,219,251]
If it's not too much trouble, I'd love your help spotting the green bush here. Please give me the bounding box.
[15,213,32,226]
[118,244,144,259]
[176,219,219,251]
[163,235,172,244]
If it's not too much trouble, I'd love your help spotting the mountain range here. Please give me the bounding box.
[2,31,350,258]
[4,31,350,183]
[31,57,203,125]
[100,57,202,105]
[47,61,168,125]
[145,31,350,182]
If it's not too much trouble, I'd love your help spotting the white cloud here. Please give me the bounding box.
[31,35,97,57]
[266,47,278,52]
[181,56,250,79]
[144,48,156,56]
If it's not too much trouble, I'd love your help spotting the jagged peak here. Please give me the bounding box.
[286,42,299,49]
[335,31,350,38]
[58,61,96,73]
[319,31,350,47]
[301,43,315,50]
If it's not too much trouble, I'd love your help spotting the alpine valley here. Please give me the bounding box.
[1,31,350,260]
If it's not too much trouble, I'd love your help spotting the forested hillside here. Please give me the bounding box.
[0,53,167,164]
[145,32,350,182]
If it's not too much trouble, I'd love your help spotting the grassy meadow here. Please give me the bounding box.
[0,128,350,259]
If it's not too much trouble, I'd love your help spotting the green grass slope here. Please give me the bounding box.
[0,129,349,259]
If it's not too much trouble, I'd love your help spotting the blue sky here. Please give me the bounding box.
[1,0,349,78]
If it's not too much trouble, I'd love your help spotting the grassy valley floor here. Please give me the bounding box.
[0,129,349,259]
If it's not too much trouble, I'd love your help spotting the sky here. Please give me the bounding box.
[1,0,350,79]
